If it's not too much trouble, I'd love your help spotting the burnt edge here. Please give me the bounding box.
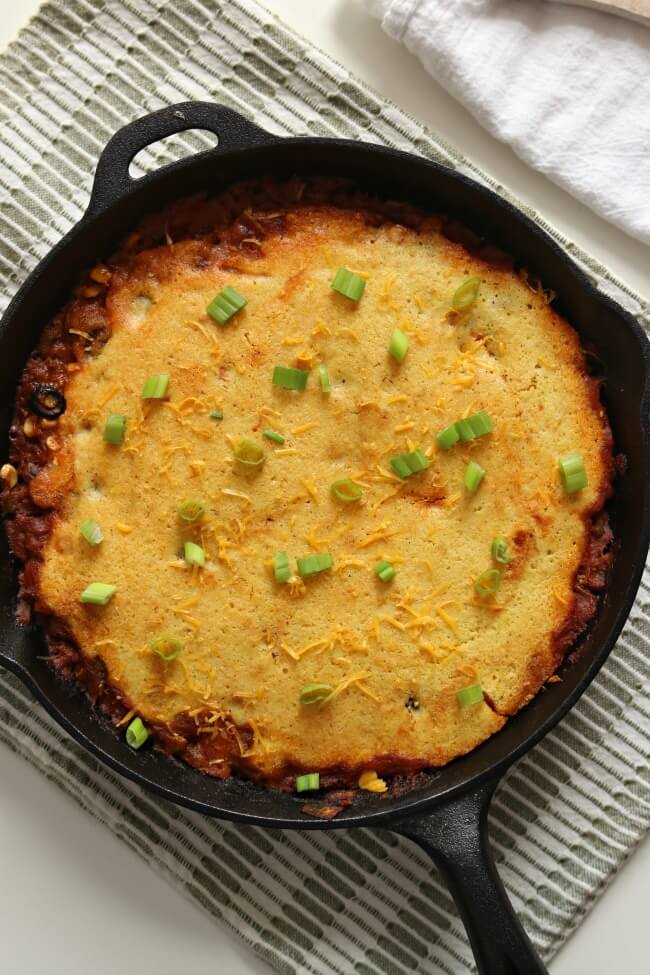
[1,177,616,813]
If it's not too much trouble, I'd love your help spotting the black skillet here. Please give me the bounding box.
[1,103,649,975]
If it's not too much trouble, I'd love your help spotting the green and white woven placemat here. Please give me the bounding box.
[0,2,648,972]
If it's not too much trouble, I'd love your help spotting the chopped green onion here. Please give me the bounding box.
[491,537,511,565]
[126,717,149,749]
[103,414,126,445]
[457,683,484,707]
[80,582,116,606]
[273,551,291,583]
[455,418,476,443]
[141,373,169,400]
[436,423,460,450]
[474,568,501,598]
[408,448,430,472]
[464,460,485,492]
[437,412,493,448]
[272,365,309,391]
[177,499,206,523]
[207,286,247,324]
[300,683,334,706]
[263,429,285,445]
[184,541,205,567]
[296,772,320,792]
[559,451,588,494]
[331,268,366,302]
[468,410,493,437]
[390,448,430,479]
[331,479,363,503]
[319,365,331,393]
[79,518,103,546]
[374,559,396,582]
[390,455,411,478]
[297,552,333,577]
[209,410,224,420]
[452,276,481,312]
[149,636,182,662]
[389,328,409,363]
[233,439,266,467]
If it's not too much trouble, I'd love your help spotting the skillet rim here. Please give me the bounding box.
[1,120,649,829]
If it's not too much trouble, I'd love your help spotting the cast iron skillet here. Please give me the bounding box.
[1,103,649,975]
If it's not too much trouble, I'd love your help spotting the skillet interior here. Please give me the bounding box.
[1,136,648,827]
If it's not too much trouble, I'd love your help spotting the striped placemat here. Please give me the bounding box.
[0,2,649,973]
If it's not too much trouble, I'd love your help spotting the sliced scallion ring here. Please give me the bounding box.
[464,460,485,492]
[126,717,149,749]
[184,541,205,567]
[177,499,206,523]
[296,552,333,577]
[141,374,169,400]
[474,568,501,598]
[331,479,363,503]
[80,582,116,605]
[389,448,430,479]
[436,423,460,450]
[273,551,291,583]
[457,684,484,707]
[149,636,182,662]
[272,365,309,391]
[331,268,366,302]
[389,328,409,363]
[233,439,266,467]
[468,410,493,437]
[452,276,481,312]
[319,365,331,393]
[207,286,247,324]
[296,772,320,792]
[456,418,476,443]
[80,518,103,546]
[373,559,396,582]
[559,451,587,494]
[300,683,334,706]
[437,412,492,448]
[103,414,126,445]
[491,537,511,564]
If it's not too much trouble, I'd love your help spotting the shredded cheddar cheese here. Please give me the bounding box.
[358,770,388,793]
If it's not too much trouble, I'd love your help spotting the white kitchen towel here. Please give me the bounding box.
[364,0,650,244]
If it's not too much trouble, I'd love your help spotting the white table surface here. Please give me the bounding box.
[1,2,648,973]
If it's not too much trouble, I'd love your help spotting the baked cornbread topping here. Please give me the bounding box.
[2,179,614,800]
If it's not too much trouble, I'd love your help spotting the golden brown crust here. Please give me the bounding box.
[2,177,615,793]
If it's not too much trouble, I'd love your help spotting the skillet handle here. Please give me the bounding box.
[393,779,548,975]
[86,101,276,218]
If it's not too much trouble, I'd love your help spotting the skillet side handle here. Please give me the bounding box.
[393,779,548,975]
[85,101,277,219]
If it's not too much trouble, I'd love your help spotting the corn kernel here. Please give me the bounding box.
[0,463,18,488]
[358,770,388,793]
[23,418,36,437]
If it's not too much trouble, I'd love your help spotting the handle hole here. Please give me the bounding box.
[128,129,220,180]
